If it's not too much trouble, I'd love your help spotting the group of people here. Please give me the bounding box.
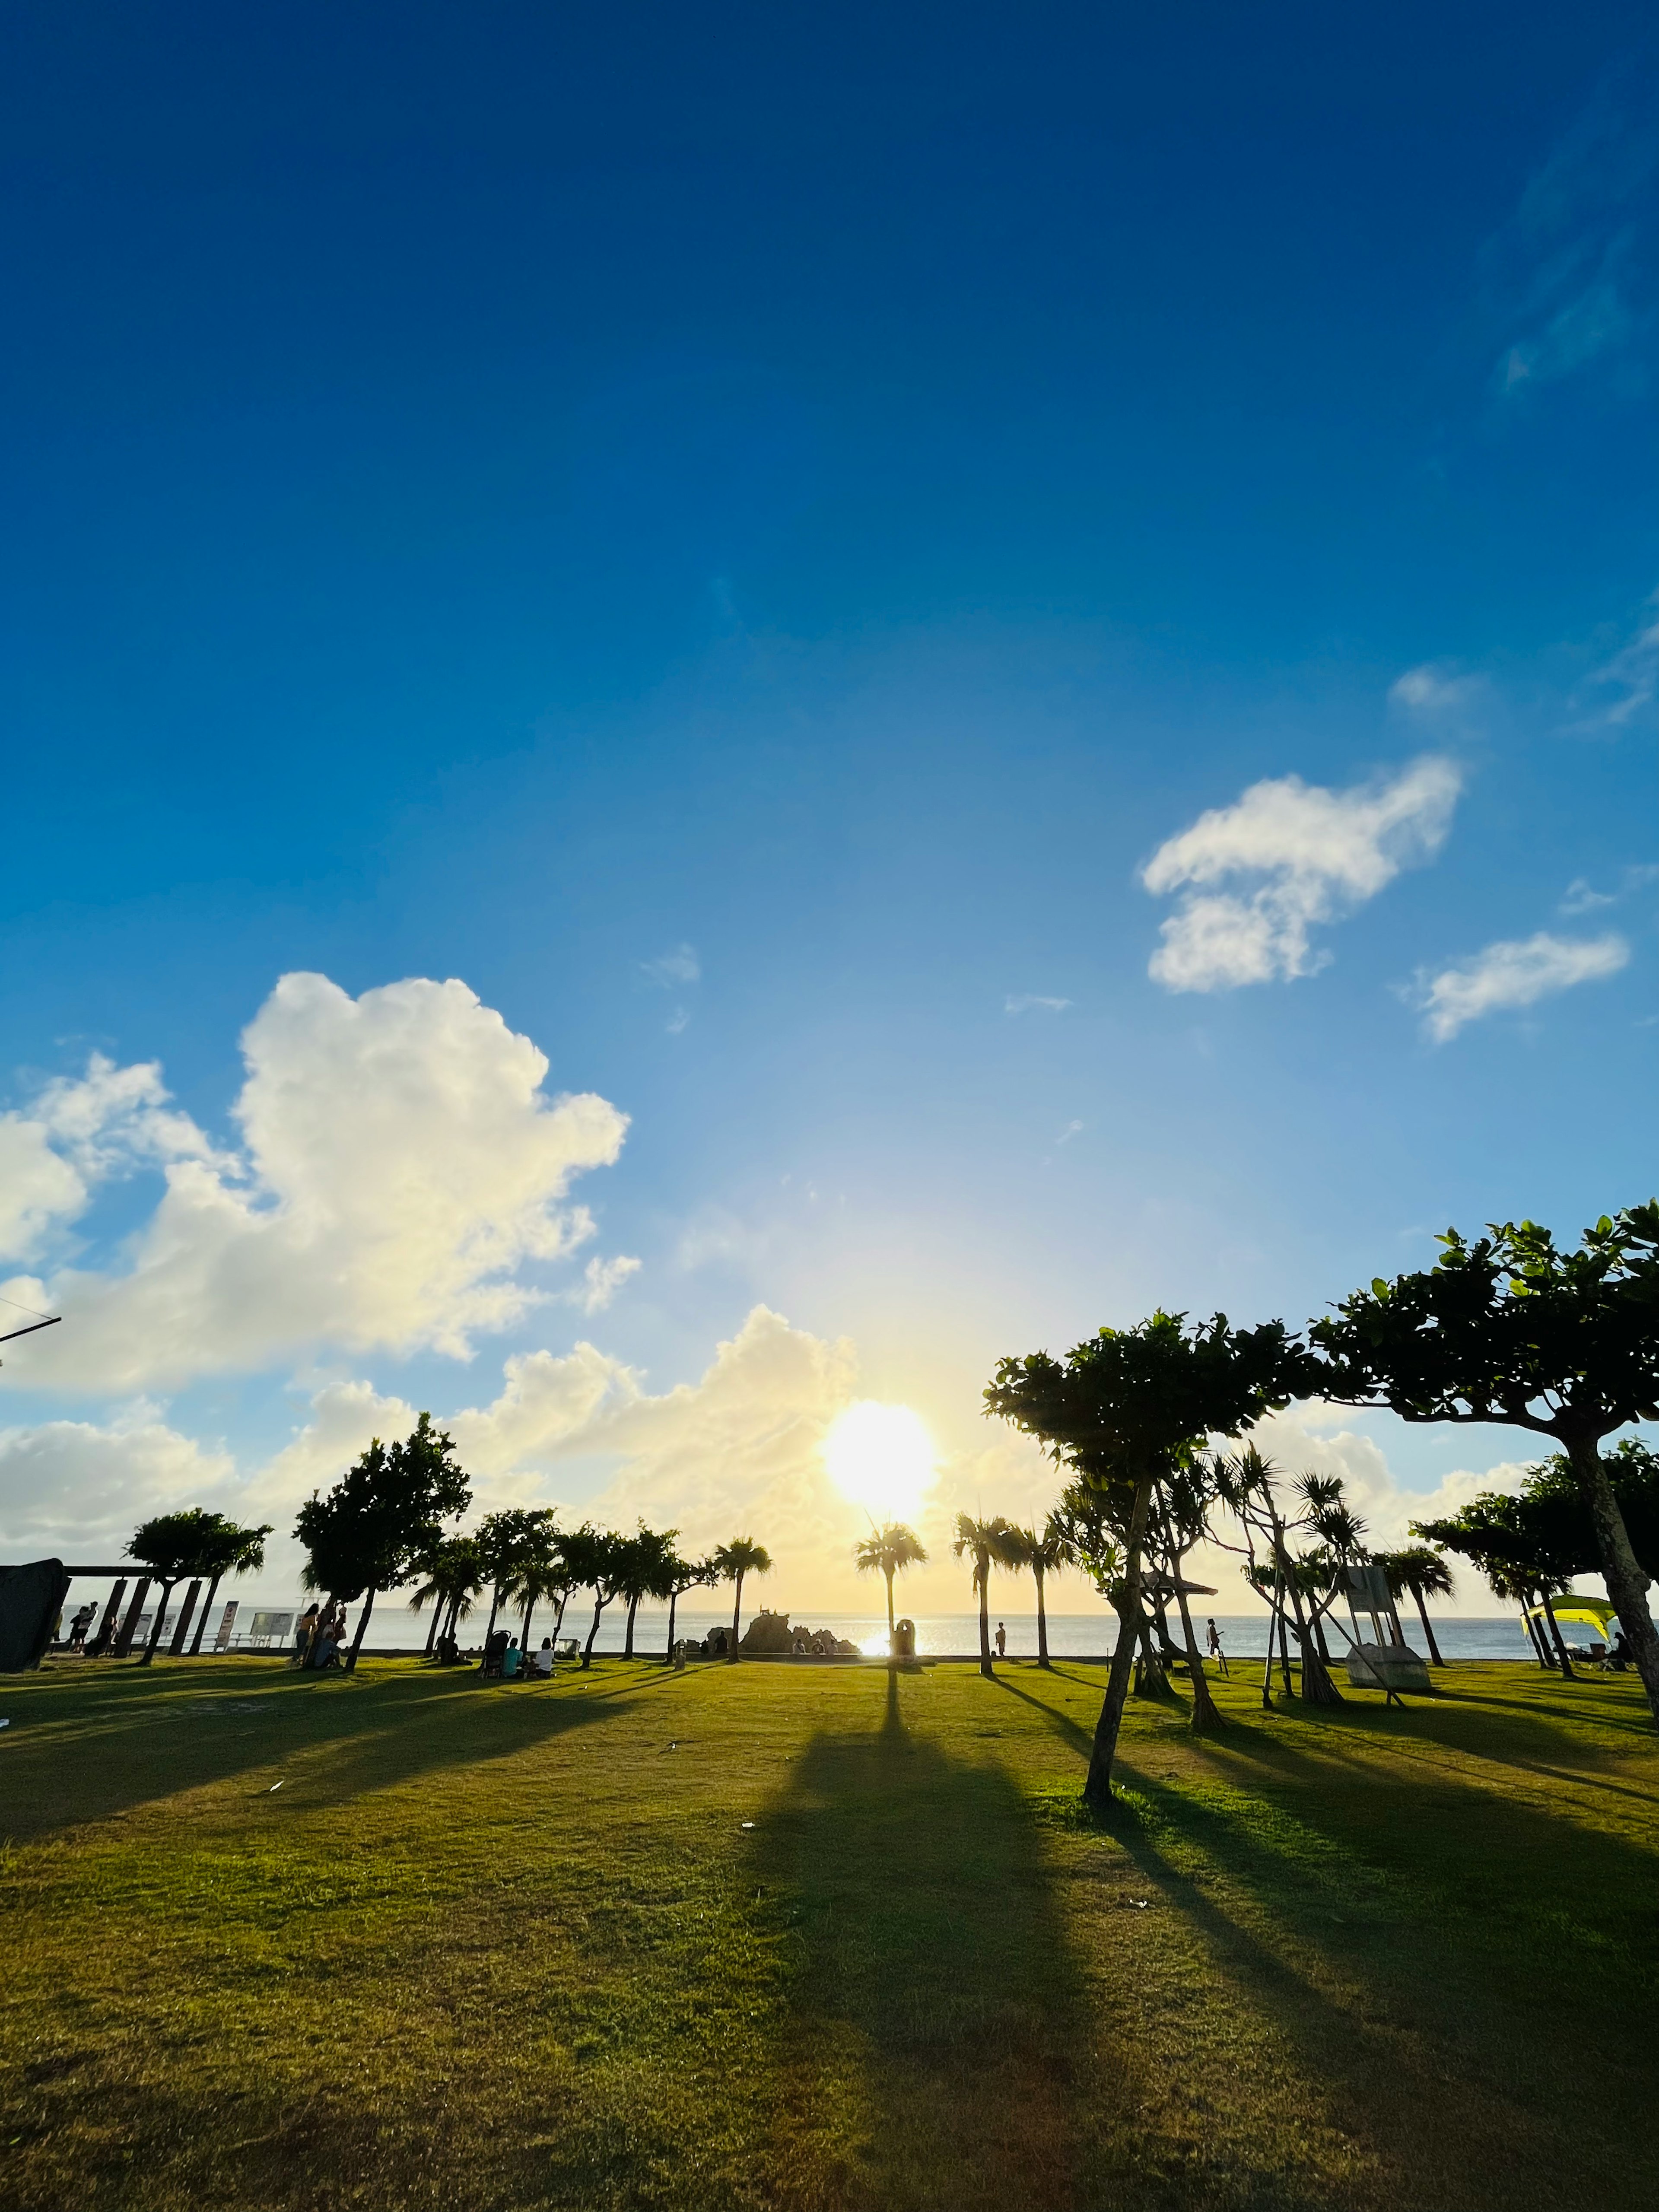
[291,1601,349,1671]
[482,1629,556,1679]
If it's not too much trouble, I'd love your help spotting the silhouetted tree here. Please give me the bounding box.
[1375,1545,1454,1665]
[853,1522,928,1637]
[712,1536,772,1660]
[953,1514,1013,1679]
[1311,1206,1659,1721]
[986,1310,1309,1802]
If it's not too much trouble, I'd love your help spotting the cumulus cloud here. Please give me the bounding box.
[0,1408,236,1557]
[0,973,629,1392]
[1142,757,1460,992]
[1408,931,1629,1043]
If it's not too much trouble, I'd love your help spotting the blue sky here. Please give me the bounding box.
[3,3,1657,1608]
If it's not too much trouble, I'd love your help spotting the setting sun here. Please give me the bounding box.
[821,1400,938,1523]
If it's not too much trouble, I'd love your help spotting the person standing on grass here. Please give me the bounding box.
[293,1605,318,1666]
[995,1621,1007,1659]
[1206,1618,1229,1676]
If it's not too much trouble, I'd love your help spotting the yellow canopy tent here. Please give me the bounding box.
[1526,1598,1619,1642]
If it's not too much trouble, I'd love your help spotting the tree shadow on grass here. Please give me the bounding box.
[753,1672,1088,2212]
[1,1659,689,1841]
[1096,1743,1659,2209]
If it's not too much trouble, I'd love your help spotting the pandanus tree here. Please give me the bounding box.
[853,1522,928,1637]
[986,1310,1310,1803]
[1309,1205,1659,1723]
[952,1514,1013,1678]
[712,1536,772,1659]
[1376,1545,1455,1666]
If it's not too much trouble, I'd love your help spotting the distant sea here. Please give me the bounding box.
[88,1589,1596,1663]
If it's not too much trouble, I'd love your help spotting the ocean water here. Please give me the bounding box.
[95,1594,1576,1662]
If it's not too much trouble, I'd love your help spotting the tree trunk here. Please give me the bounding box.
[729,1570,744,1662]
[188,1574,224,1657]
[1035,1563,1051,1668]
[625,1592,639,1658]
[885,1566,895,1636]
[665,1587,680,1661]
[168,1581,202,1657]
[1287,1576,1343,1705]
[138,1581,177,1667]
[91,1579,126,1658]
[521,1592,537,1657]
[553,1589,570,1640]
[1083,1473,1154,1807]
[424,1599,440,1654]
[344,1590,375,1670]
[478,1584,504,1671]
[1539,1588,1577,1680]
[583,1593,607,1669]
[977,1562,992,1679]
[1521,1594,1555,1668]
[1411,1586,1445,1666]
[1169,1556,1224,1730]
[113,1576,150,1659]
[1567,1434,1659,1722]
[1134,1612,1172,1696]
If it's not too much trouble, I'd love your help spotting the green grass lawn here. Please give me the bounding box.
[2,1652,1654,2212]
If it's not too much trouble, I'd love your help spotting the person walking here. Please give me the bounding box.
[994,1621,1007,1660]
[1205,1618,1229,1676]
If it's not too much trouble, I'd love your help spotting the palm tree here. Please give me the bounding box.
[995,1517,1073,1669]
[953,1513,1013,1679]
[472,1509,556,1669]
[712,1536,772,1661]
[1377,1544,1454,1666]
[505,1522,570,1661]
[181,1516,273,1656]
[659,1550,716,1662]
[852,1522,928,1638]
[126,1510,227,1667]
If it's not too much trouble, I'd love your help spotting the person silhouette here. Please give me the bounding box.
[995,1621,1007,1659]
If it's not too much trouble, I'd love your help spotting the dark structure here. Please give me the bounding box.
[0,1559,72,1672]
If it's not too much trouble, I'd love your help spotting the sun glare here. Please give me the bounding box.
[822,1401,938,1524]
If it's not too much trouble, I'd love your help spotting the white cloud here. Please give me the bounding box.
[574,1254,641,1313]
[0,1118,86,1264]
[1004,994,1071,1015]
[1389,664,1485,719]
[1409,931,1629,1043]
[1054,1119,1084,1145]
[0,973,629,1392]
[642,944,701,987]
[0,1407,236,1557]
[1143,757,1461,992]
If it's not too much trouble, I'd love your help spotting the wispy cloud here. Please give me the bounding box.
[642,943,701,988]
[1480,71,1659,400]
[1054,1119,1083,1145]
[1572,591,1659,731]
[1142,757,1460,993]
[1559,863,1659,915]
[1004,993,1071,1015]
[1409,931,1629,1043]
